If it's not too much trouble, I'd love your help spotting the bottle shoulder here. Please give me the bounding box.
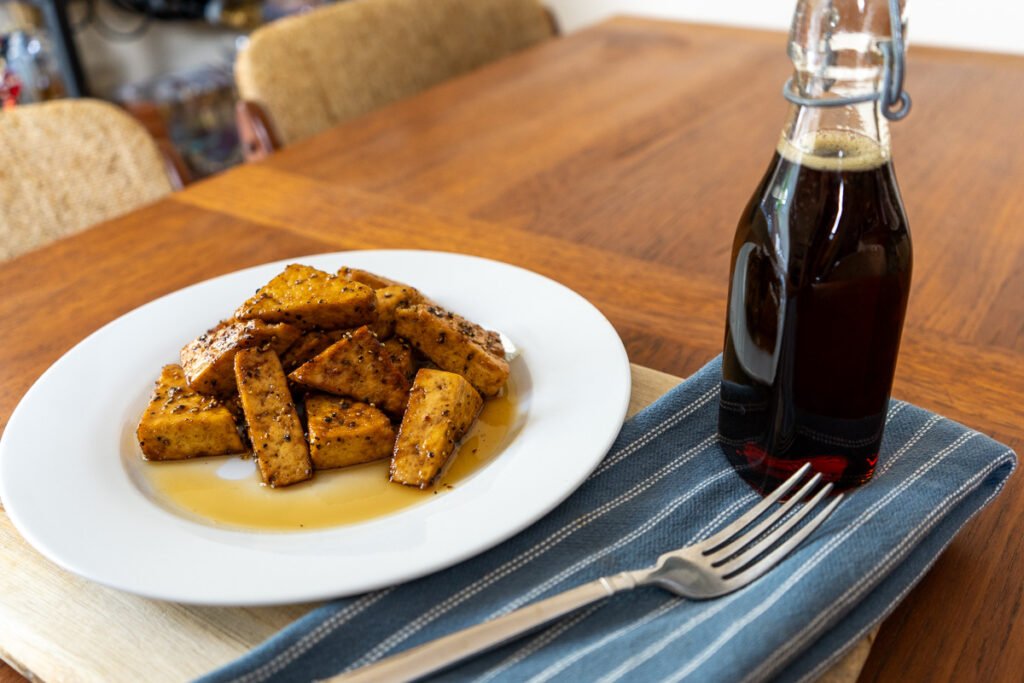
[733,152,911,287]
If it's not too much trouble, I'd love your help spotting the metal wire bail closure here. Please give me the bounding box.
[782,0,912,121]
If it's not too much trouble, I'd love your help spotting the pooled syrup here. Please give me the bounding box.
[138,381,519,531]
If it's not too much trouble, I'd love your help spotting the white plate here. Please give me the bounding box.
[0,251,630,605]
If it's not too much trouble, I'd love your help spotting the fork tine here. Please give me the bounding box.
[705,472,824,563]
[713,481,833,574]
[699,463,813,553]
[719,493,844,590]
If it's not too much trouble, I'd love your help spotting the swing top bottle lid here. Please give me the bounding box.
[785,0,911,121]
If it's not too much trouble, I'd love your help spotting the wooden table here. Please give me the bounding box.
[0,17,1021,682]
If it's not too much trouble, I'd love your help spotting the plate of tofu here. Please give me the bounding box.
[0,250,630,605]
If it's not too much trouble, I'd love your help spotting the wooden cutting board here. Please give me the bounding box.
[0,364,871,682]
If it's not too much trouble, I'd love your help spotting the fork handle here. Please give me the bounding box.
[321,572,640,683]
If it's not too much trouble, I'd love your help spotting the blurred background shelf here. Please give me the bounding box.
[1,0,328,177]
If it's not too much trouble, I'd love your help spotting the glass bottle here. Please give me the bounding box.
[718,0,913,491]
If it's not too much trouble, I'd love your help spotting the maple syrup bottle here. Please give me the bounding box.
[719,0,913,491]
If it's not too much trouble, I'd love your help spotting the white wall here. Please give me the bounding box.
[545,0,1024,55]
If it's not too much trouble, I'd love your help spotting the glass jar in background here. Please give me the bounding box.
[117,64,241,177]
[718,0,913,492]
[0,2,65,104]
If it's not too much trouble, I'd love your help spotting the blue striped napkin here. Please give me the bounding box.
[200,357,1016,683]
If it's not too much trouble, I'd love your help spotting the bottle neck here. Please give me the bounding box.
[778,96,892,171]
[781,0,904,169]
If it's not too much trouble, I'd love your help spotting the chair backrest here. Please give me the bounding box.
[235,0,554,145]
[0,99,173,261]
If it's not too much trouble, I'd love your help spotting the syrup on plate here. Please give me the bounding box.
[133,381,520,531]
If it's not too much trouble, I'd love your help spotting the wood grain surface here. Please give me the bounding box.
[0,17,1021,682]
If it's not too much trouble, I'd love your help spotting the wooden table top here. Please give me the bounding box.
[0,17,1021,682]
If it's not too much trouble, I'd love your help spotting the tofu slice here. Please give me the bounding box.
[236,264,377,330]
[391,369,483,488]
[381,337,416,382]
[338,266,406,290]
[234,348,313,487]
[137,365,245,460]
[474,326,506,360]
[306,395,396,469]
[289,326,411,417]
[336,267,501,351]
[394,305,510,397]
[371,285,426,339]
[180,319,300,397]
[279,329,347,373]
[428,305,505,359]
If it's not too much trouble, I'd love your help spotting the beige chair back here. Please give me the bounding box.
[0,99,173,261]
[236,0,554,145]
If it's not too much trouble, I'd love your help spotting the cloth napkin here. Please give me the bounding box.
[200,357,1016,683]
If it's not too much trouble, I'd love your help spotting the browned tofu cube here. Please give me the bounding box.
[394,305,510,397]
[236,264,377,330]
[234,348,313,487]
[381,337,416,382]
[338,266,406,290]
[475,326,506,360]
[390,369,483,488]
[306,395,396,469]
[429,306,506,359]
[180,319,300,397]
[279,329,347,373]
[137,365,246,460]
[371,285,425,339]
[290,326,411,416]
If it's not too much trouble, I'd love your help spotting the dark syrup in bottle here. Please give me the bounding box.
[719,131,912,491]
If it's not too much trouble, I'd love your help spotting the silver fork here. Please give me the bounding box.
[323,463,842,683]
